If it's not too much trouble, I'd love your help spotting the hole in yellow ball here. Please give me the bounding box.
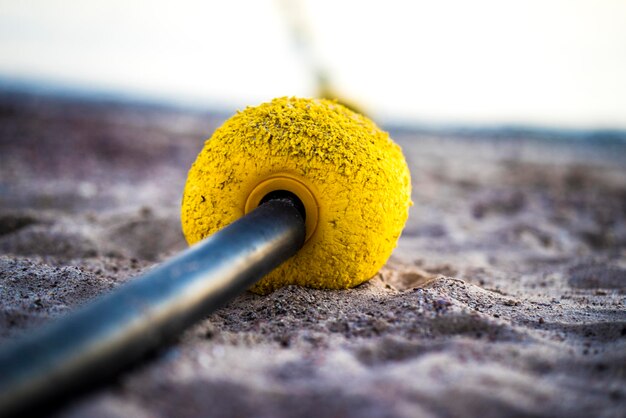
[245,174,319,243]
[260,190,306,221]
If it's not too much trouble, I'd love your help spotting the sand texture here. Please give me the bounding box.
[0,94,625,418]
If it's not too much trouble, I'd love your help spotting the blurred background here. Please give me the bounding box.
[1,0,625,129]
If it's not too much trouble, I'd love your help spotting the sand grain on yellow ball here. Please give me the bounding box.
[181,97,411,294]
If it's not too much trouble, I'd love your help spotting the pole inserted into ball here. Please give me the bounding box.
[0,197,305,417]
[0,97,411,417]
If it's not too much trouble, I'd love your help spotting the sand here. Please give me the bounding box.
[0,93,625,418]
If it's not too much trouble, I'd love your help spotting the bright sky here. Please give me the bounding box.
[0,0,625,128]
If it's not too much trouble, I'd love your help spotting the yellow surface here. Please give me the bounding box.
[181,97,412,294]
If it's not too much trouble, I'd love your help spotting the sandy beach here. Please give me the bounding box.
[0,93,624,418]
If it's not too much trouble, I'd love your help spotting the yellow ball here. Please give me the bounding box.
[181,97,411,294]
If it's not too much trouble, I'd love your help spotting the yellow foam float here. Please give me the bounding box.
[181,97,411,294]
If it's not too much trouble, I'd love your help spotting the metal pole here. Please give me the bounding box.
[0,197,306,417]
